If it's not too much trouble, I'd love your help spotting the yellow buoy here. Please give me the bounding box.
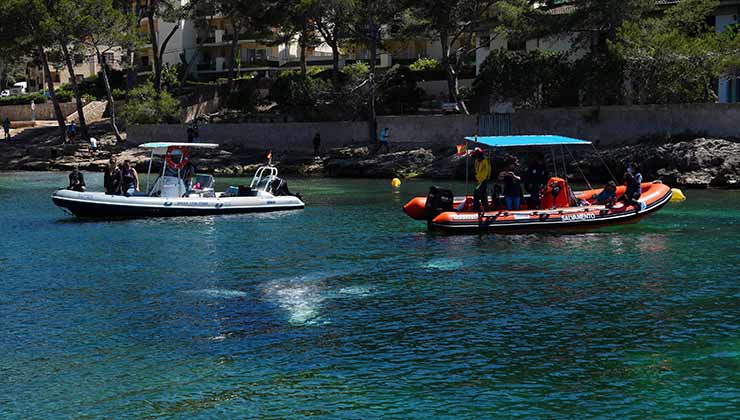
[670,188,686,202]
[391,178,401,188]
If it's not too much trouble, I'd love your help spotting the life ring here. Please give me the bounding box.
[166,146,189,170]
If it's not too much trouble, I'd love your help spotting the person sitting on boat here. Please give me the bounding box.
[472,147,490,212]
[68,166,86,192]
[104,158,121,195]
[524,153,548,209]
[120,160,139,196]
[499,160,522,210]
[593,181,617,206]
[622,162,643,205]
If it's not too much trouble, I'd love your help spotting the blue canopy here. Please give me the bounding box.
[464,135,591,147]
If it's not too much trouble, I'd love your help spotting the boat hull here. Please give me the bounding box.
[52,190,304,219]
[404,182,673,233]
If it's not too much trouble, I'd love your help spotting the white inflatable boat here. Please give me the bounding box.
[52,142,305,218]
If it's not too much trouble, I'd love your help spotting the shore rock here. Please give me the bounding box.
[326,148,435,178]
[576,138,740,188]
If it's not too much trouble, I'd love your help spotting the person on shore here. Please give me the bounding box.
[120,160,139,195]
[376,127,390,154]
[622,162,643,205]
[2,117,10,140]
[186,121,199,143]
[499,160,522,210]
[67,121,77,143]
[472,147,491,212]
[593,181,617,206]
[89,137,98,155]
[312,132,321,159]
[524,153,548,209]
[68,166,86,192]
[104,158,121,195]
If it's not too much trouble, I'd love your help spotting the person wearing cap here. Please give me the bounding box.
[473,147,491,212]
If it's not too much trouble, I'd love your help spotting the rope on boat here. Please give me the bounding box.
[564,146,593,190]
[591,144,619,184]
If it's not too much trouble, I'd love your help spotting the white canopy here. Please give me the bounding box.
[139,142,219,155]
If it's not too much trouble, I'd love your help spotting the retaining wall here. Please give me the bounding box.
[0,102,77,121]
[127,103,740,150]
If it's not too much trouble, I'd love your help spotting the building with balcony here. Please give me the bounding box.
[26,48,125,92]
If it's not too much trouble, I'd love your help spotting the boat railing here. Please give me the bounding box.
[250,165,279,192]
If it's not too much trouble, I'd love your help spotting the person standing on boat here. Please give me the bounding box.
[499,161,522,210]
[623,162,643,206]
[120,160,139,195]
[472,148,491,212]
[524,154,548,209]
[104,158,121,195]
[68,166,86,192]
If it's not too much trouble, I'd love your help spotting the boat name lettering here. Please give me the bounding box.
[453,214,480,221]
[562,213,596,221]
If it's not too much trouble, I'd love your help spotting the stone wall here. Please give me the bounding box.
[511,103,740,146]
[127,103,740,150]
[0,102,78,121]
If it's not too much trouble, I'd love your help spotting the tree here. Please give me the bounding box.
[405,0,531,115]
[141,0,191,95]
[345,0,405,141]
[275,0,322,77]
[74,0,135,142]
[0,0,68,142]
[306,0,354,75]
[614,0,730,104]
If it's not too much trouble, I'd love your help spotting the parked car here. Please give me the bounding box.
[9,81,27,95]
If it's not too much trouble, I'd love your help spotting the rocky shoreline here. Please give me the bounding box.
[1,123,738,188]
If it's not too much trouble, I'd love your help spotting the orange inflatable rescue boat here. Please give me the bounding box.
[403,135,674,233]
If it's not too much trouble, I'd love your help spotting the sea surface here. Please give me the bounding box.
[0,172,738,419]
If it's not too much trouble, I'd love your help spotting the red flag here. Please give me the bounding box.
[456,143,467,156]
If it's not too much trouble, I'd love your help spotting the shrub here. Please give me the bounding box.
[410,57,441,72]
[121,82,181,124]
[111,89,126,100]
[377,65,424,115]
[0,92,47,106]
[54,89,74,102]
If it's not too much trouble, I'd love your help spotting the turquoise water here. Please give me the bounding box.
[1,172,738,419]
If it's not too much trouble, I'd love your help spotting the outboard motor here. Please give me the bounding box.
[425,186,453,221]
[271,177,300,199]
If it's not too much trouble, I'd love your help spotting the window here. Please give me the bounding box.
[103,52,114,65]
[74,54,84,65]
[141,56,150,67]
[53,72,60,83]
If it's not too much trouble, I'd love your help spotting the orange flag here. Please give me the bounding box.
[267,150,272,162]
[456,143,467,156]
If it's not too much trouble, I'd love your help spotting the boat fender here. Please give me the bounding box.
[391,178,401,188]
[670,188,686,202]
[166,146,190,170]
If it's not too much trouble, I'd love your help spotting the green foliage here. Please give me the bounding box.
[342,62,369,79]
[409,57,441,72]
[269,71,332,120]
[54,88,74,102]
[377,65,424,114]
[0,92,47,106]
[121,82,181,124]
[473,49,575,108]
[614,0,725,104]
[111,88,126,100]
[225,79,258,113]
